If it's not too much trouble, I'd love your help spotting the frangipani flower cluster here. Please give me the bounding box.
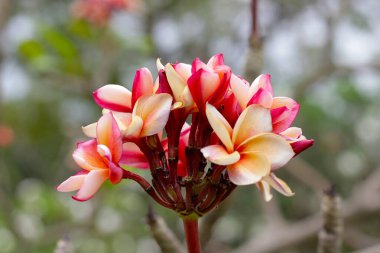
[58,54,313,216]
[71,0,138,26]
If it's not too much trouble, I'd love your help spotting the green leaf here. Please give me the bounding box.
[18,40,45,60]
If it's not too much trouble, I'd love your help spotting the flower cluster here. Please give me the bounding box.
[71,0,137,25]
[58,54,313,216]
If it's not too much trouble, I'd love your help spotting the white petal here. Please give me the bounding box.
[201,145,240,165]
[205,103,234,152]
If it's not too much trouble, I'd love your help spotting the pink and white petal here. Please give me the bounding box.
[205,103,234,152]
[238,133,294,170]
[230,74,250,109]
[134,94,173,137]
[120,142,149,169]
[156,58,165,71]
[97,144,112,161]
[270,106,290,124]
[96,112,122,162]
[188,69,220,112]
[191,58,213,73]
[247,87,273,108]
[290,139,314,155]
[249,74,273,96]
[72,169,109,201]
[227,152,270,185]
[73,140,107,171]
[207,53,225,68]
[108,162,123,184]
[57,171,87,192]
[173,63,192,80]
[221,91,242,127]
[256,180,273,202]
[157,70,174,96]
[132,68,154,107]
[281,127,303,139]
[201,145,240,166]
[207,66,231,107]
[271,97,300,133]
[165,63,187,102]
[264,173,294,197]
[112,112,132,132]
[93,85,132,112]
[82,122,97,138]
[125,116,143,139]
[232,105,272,147]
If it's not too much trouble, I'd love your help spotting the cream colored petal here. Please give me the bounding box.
[73,169,109,201]
[201,145,240,165]
[205,103,234,152]
[82,122,97,138]
[227,152,270,185]
[57,174,86,192]
[112,112,132,132]
[256,180,273,202]
[238,133,294,170]
[264,173,294,197]
[281,127,302,139]
[165,63,186,102]
[125,115,143,138]
[180,86,194,108]
[230,75,250,109]
[232,105,272,147]
[134,94,173,137]
[156,58,165,70]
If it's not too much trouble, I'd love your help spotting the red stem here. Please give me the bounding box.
[183,218,202,253]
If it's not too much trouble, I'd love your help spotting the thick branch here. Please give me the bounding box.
[318,186,343,253]
[146,207,185,253]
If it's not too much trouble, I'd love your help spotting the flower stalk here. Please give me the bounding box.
[183,218,202,253]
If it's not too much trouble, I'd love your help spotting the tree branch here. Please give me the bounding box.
[232,168,380,253]
[146,206,185,253]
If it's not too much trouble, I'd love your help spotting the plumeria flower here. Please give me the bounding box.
[230,74,300,133]
[57,112,123,201]
[84,93,173,140]
[93,67,156,113]
[158,59,195,112]
[187,54,232,113]
[71,0,137,26]
[201,103,294,185]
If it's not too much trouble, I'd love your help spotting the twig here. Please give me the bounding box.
[54,235,74,253]
[244,0,263,81]
[317,185,343,253]
[146,206,185,253]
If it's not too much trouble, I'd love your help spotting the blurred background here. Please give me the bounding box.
[0,0,380,252]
